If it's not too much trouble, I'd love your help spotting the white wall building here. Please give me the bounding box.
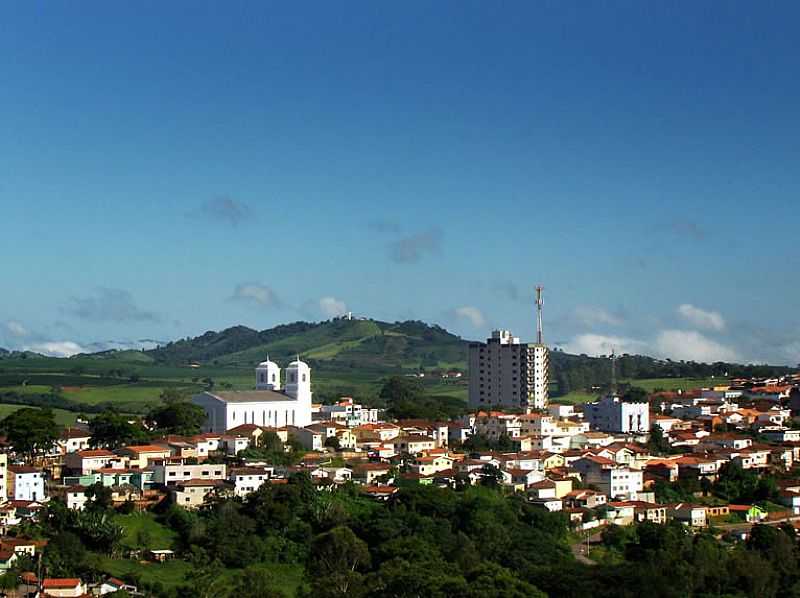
[0,453,6,503]
[468,330,549,410]
[573,456,644,500]
[584,394,649,434]
[229,467,270,497]
[318,398,380,427]
[8,467,45,502]
[151,461,227,486]
[193,359,313,433]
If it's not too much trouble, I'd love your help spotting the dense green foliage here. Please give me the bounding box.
[587,520,800,598]
[379,375,468,420]
[14,471,800,598]
[0,407,60,455]
[90,410,150,448]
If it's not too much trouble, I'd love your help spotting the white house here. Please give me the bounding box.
[41,578,87,597]
[228,467,270,497]
[584,394,649,434]
[151,461,227,486]
[572,455,643,500]
[57,428,92,454]
[64,449,120,475]
[193,359,313,432]
[8,467,45,502]
[65,486,88,511]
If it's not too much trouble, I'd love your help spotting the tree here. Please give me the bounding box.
[310,526,371,596]
[160,387,188,404]
[227,567,288,598]
[479,464,504,488]
[324,436,341,451]
[147,401,205,435]
[379,376,424,404]
[465,562,546,598]
[259,431,284,452]
[647,425,670,455]
[90,409,149,449]
[43,531,87,577]
[1,407,59,456]
[85,482,113,511]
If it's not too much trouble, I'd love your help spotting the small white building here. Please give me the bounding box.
[57,428,92,454]
[572,455,643,500]
[8,467,45,502]
[584,394,649,434]
[65,486,89,511]
[64,449,120,475]
[41,578,87,597]
[151,461,227,486]
[228,467,270,497]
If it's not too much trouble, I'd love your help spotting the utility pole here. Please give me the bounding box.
[535,285,544,345]
[610,348,617,395]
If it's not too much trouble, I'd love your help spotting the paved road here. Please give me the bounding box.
[570,532,602,566]
[715,514,800,533]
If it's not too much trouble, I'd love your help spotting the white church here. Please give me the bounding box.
[192,357,313,433]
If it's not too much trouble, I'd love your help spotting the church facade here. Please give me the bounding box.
[192,358,313,433]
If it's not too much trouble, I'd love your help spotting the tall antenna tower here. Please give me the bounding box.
[535,285,544,345]
[610,347,617,395]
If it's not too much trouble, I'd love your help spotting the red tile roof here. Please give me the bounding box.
[42,578,82,589]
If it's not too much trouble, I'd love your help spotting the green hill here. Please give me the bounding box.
[148,318,469,374]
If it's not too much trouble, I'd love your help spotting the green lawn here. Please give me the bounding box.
[114,512,178,551]
[554,377,729,405]
[553,390,599,405]
[62,384,181,409]
[93,555,306,596]
[0,403,79,425]
[93,555,193,590]
[622,377,729,392]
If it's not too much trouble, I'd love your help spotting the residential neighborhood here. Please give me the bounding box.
[1,355,800,595]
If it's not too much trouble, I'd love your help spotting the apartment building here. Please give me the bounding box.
[468,330,549,410]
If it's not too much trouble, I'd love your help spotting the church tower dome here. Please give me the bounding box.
[285,357,311,400]
[256,357,281,391]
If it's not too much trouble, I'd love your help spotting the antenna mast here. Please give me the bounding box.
[610,348,617,395]
[535,285,544,345]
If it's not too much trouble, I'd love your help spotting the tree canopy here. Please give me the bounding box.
[1,407,60,456]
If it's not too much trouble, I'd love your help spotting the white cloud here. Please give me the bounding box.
[453,306,486,328]
[24,341,87,357]
[319,297,348,318]
[230,283,282,308]
[3,321,29,337]
[562,333,648,356]
[574,306,623,327]
[677,304,725,332]
[655,329,739,363]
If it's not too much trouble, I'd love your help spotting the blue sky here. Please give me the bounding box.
[1,2,799,364]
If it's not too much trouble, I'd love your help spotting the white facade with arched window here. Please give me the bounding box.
[193,359,313,432]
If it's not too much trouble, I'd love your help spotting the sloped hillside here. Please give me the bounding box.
[148,319,470,373]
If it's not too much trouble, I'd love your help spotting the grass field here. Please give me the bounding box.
[0,349,734,419]
[114,512,178,551]
[622,377,729,392]
[93,555,193,590]
[93,555,305,596]
[554,377,730,406]
[554,390,599,405]
[0,403,79,425]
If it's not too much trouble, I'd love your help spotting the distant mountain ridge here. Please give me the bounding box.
[146,318,468,373]
[145,318,793,389]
